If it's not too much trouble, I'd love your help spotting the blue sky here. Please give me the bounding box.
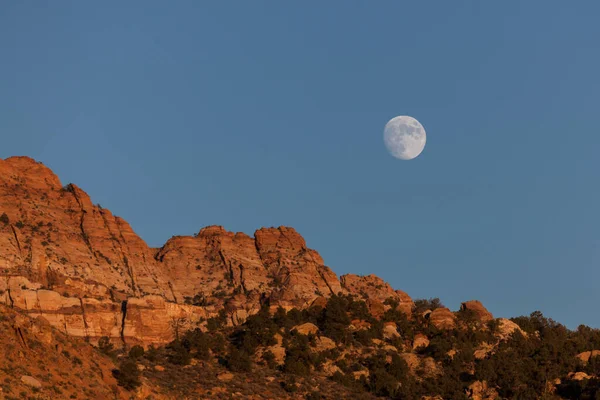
[1,2,599,328]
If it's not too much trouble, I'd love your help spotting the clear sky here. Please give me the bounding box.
[1,2,599,328]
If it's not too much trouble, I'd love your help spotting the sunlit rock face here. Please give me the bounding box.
[0,155,428,345]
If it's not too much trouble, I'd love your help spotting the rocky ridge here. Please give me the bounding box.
[1,156,485,347]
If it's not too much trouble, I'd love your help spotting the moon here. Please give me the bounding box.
[383,116,427,160]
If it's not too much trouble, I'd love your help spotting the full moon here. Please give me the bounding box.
[383,116,427,160]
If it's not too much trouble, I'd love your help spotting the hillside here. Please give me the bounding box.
[1,156,600,399]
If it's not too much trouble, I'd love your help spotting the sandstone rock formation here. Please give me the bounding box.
[340,273,413,314]
[0,156,496,349]
[383,322,401,339]
[0,303,121,398]
[577,350,600,364]
[473,342,495,360]
[0,158,350,344]
[292,322,319,336]
[461,300,494,323]
[428,307,457,330]
[567,371,592,381]
[467,380,499,400]
[413,333,430,350]
[495,318,526,340]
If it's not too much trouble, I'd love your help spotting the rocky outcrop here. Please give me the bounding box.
[155,226,268,303]
[255,227,343,308]
[292,322,319,336]
[567,371,592,381]
[0,157,351,343]
[0,156,498,348]
[413,333,430,350]
[340,274,413,315]
[428,307,456,330]
[473,342,494,360]
[0,287,211,345]
[467,380,499,400]
[576,350,600,364]
[461,300,493,323]
[0,304,122,398]
[383,322,401,339]
[0,157,173,301]
[495,318,526,340]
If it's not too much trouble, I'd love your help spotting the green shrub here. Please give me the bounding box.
[318,294,351,344]
[262,350,277,369]
[413,297,444,314]
[207,309,228,332]
[114,359,141,391]
[128,345,144,360]
[167,340,191,365]
[182,328,211,360]
[98,336,114,356]
[227,347,252,372]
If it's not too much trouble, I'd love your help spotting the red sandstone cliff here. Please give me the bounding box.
[0,156,427,345]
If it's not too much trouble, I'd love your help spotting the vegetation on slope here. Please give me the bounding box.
[108,294,600,399]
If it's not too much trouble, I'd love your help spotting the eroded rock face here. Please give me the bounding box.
[0,157,349,343]
[467,380,499,400]
[461,300,493,323]
[0,304,122,398]
[495,318,526,341]
[155,226,268,303]
[292,322,319,336]
[412,333,430,350]
[383,322,401,340]
[428,307,456,330]
[577,350,600,364]
[567,371,592,381]
[0,155,463,347]
[0,157,174,301]
[340,274,414,315]
[255,227,343,308]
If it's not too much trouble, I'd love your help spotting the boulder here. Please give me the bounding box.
[321,361,342,377]
[20,376,42,389]
[383,322,400,339]
[292,322,319,336]
[473,342,494,360]
[314,336,337,352]
[340,274,414,315]
[494,318,526,340]
[412,333,430,350]
[577,350,600,364]
[460,300,493,323]
[429,308,456,330]
[567,371,591,381]
[217,372,234,382]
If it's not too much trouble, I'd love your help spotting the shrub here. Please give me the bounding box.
[318,294,351,343]
[167,340,191,365]
[232,305,278,354]
[207,309,228,332]
[262,350,277,369]
[181,328,214,360]
[145,345,160,362]
[128,345,144,360]
[282,335,316,376]
[368,368,399,397]
[0,213,9,225]
[413,298,444,314]
[227,347,252,372]
[114,359,141,390]
[98,336,114,356]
